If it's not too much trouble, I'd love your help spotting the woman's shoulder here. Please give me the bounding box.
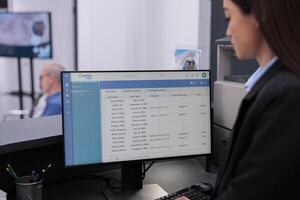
[270,65,300,86]
[262,65,300,98]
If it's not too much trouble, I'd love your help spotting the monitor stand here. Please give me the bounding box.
[103,162,168,200]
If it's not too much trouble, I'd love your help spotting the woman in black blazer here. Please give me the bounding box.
[178,0,300,199]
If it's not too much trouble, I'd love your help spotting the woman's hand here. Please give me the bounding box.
[175,197,190,200]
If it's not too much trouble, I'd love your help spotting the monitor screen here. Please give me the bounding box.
[62,71,211,167]
[0,12,52,58]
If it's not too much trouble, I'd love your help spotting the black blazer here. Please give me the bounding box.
[212,60,300,200]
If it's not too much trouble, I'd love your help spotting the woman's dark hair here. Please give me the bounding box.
[232,0,300,76]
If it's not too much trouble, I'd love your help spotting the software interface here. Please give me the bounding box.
[62,71,211,166]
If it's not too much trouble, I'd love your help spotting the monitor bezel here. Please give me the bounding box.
[0,11,53,59]
[61,70,212,168]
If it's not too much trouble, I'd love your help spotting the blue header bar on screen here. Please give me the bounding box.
[98,79,209,89]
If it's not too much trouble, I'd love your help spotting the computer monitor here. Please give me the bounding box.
[61,70,211,190]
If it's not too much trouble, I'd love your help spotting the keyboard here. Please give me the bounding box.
[155,183,212,200]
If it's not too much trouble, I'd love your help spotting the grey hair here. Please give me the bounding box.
[41,62,65,81]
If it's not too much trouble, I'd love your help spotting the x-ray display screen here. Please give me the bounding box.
[0,12,52,58]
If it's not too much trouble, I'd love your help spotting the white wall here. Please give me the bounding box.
[0,0,74,119]
[78,0,211,70]
[0,0,212,120]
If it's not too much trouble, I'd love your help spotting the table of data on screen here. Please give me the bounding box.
[101,85,210,162]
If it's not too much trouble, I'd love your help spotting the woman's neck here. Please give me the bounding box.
[256,40,276,67]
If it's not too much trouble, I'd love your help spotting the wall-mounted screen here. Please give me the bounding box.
[0,12,52,58]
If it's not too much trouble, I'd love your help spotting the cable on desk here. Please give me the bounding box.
[142,161,155,180]
[103,192,110,200]
[107,178,122,190]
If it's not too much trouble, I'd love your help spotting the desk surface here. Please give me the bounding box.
[0,116,62,154]
[36,158,216,200]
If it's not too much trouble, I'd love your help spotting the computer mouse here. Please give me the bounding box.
[191,182,213,194]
